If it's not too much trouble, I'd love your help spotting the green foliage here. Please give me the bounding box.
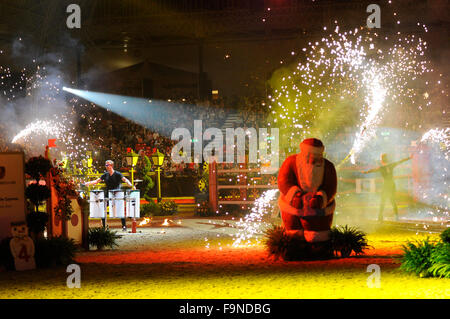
[440,228,450,244]
[1,236,78,270]
[26,211,49,235]
[25,156,52,180]
[399,228,450,279]
[157,200,178,216]
[51,163,78,220]
[400,238,436,278]
[88,227,121,250]
[34,236,77,268]
[141,200,160,217]
[139,155,155,201]
[54,196,74,221]
[264,224,370,261]
[330,225,370,258]
[141,200,178,217]
[264,226,310,261]
[428,243,450,278]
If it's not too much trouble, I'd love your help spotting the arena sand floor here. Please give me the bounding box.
[0,216,448,299]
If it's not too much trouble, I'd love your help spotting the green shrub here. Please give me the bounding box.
[265,225,368,261]
[139,155,155,202]
[141,200,160,217]
[157,200,178,216]
[440,228,450,244]
[34,236,77,268]
[141,200,178,217]
[0,236,77,270]
[264,226,310,261]
[400,238,436,278]
[88,227,121,250]
[428,242,450,278]
[330,225,370,258]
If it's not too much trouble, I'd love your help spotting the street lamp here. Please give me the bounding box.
[125,151,140,233]
[125,151,139,185]
[151,150,165,202]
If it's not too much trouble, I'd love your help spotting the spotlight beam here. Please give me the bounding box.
[62,87,194,135]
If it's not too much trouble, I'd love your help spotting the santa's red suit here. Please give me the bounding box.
[278,138,337,243]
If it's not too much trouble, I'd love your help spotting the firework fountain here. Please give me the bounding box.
[0,44,103,165]
[210,5,448,248]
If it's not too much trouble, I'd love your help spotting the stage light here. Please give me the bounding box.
[62,87,191,134]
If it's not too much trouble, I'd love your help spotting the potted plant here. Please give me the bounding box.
[88,227,121,251]
[330,225,370,258]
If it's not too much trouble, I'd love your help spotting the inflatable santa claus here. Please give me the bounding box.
[278,138,337,244]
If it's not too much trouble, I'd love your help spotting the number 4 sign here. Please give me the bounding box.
[9,222,36,271]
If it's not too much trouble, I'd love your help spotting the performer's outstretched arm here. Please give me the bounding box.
[122,176,136,190]
[391,155,413,168]
[83,177,102,187]
[361,166,380,174]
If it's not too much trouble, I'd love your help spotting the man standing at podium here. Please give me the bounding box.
[83,160,135,231]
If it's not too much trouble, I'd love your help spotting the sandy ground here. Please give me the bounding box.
[0,217,449,299]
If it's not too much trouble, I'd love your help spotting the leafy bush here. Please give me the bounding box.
[88,227,121,250]
[400,238,436,278]
[264,226,310,261]
[264,225,365,261]
[139,155,155,202]
[51,164,79,221]
[330,225,370,258]
[1,236,77,270]
[399,228,450,279]
[34,236,77,268]
[440,228,450,244]
[428,242,450,278]
[157,200,178,216]
[140,201,160,217]
[141,200,178,217]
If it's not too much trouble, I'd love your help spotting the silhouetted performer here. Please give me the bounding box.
[362,153,412,221]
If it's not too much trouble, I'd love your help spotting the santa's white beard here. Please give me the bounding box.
[296,155,324,193]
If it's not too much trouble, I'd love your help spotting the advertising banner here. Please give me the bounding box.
[0,152,26,241]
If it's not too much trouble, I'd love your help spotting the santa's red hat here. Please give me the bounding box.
[300,138,324,155]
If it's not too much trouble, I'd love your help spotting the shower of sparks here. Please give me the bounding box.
[349,74,387,164]
[231,189,279,247]
[11,115,92,161]
[11,119,60,144]
[420,128,450,160]
[1,40,104,165]
[268,20,435,165]
[414,127,450,220]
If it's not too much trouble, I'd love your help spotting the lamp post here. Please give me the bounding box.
[151,150,165,203]
[125,151,139,186]
[125,151,139,233]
